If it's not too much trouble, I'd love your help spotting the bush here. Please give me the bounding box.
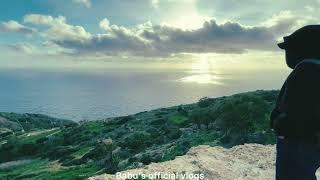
[190,108,214,129]
[36,137,49,144]
[150,118,166,126]
[166,128,182,140]
[122,132,152,152]
[19,143,38,156]
[46,146,78,160]
[114,116,134,125]
[162,140,190,161]
[0,128,14,139]
[212,93,272,144]
[177,106,188,116]
[198,97,215,108]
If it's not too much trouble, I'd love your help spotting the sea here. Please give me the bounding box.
[0,68,289,121]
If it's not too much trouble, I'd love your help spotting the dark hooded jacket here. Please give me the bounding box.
[271,59,320,139]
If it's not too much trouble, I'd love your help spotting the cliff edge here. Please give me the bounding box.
[90,144,320,180]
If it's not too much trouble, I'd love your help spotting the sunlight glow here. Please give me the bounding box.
[178,74,224,84]
[160,0,211,30]
[191,54,216,73]
[178,54,224,84]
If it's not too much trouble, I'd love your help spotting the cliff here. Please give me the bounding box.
[91,144,320,180]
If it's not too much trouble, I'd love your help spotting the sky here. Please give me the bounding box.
[0,0,319,72]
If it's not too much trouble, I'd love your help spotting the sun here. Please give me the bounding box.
[159,0,211,30]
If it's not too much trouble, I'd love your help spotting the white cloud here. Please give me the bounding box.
[262,11,318,37]
[73,0,91,8]
[8,43,35,54]
[99,18,110,31]
[151,0,159,9]
[24,14,66,26]
[8,42,75,56]
[305,5,315,12]
[0,20,36,34]
[24,14,91,42]
[11,10,317,58]
[54,17,301,57]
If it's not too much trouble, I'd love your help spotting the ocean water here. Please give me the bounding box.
[0,68,288,121]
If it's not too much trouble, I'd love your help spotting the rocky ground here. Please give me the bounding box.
[91,144,320,180]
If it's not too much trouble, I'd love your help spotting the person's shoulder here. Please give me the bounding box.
[294,59,320,76]
[287,59,320,91]
[287,60,320,86]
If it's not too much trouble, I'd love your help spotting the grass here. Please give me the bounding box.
[0,158,99,180]
[36,163,99,180]
[18,128,60,144]
[168,114,188,125]
[0,159,49,179]
[0,159,34,170]
[83,121,106,133]
[71,146,94,159]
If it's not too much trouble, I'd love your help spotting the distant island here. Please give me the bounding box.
[0,90,278,179]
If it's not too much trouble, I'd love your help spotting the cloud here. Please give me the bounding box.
[56,24,150,56]
[262,11,318,38]
[24,14,91,42]
[73,0,91,8]
[99,18,110,31]
[305,5,315,12]
[24,14,66,25]
[53,17,301,57]
[0,20,36,34]
[17,13,316,58]
[8,43,35,54]
[151,0,159,9]
[8,42,75,56]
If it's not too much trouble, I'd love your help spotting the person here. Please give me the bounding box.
[271,25,320,180]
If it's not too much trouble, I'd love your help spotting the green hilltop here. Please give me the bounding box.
[0,112,76,137]
[0,90,278,179]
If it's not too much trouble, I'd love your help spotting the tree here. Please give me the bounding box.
[190,108,214,129]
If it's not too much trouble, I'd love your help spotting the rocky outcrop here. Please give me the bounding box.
[90,144,320,180]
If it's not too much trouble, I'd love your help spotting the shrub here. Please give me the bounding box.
[198,97,215,108]
[122,132,152,152]
[114,116,134,125]
[36,137,49,144]
[19,143,38,156]
[162,140,190,161]
[166,128,182,140]
[190,108,214,129]
[212,93,272,144]
[46,146,78,160]
[177,106,188,116]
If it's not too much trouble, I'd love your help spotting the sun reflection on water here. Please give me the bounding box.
[178,73,224,84]
[179,54,224,84]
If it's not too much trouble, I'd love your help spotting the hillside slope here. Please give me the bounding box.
[91,144,320,180]
[0,112,76,132]
[0,90,279,179]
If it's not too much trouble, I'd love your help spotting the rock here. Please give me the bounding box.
[89,144,320,180]
[102,138,113,146]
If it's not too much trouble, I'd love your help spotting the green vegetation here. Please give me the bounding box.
[0,90,279,179]
[0,112,76,132]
